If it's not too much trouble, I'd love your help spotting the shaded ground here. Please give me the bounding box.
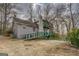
[0,36,79,56]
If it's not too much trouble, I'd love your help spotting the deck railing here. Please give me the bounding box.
[25,32,52,39]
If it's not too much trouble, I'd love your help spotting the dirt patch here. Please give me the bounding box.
[0,36,79,56]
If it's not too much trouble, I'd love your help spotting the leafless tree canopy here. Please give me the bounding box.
[0,3,79,35]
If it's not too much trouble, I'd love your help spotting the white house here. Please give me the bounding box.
[13,18,39,39]
[13,17,51,39]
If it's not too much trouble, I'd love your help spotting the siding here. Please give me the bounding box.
[14,23,34,39]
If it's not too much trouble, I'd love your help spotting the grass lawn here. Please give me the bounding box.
[0,35,79,56]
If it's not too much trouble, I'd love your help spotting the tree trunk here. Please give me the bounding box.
[3,3,7,34]
[69,3,75,28]
[56,20,59,33]
[0,12,3,34]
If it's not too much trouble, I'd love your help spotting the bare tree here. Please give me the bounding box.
[0,3,15,34]
[68,3,75,28]
[50,4,67,34]
[26,3,33,22]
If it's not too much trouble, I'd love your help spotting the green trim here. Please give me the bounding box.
[26,32,53,39]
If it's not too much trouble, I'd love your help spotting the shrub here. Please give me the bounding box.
[49,32,61,40]
[4,29,13,36]
[67,28,79,48]
[0,29,2,35]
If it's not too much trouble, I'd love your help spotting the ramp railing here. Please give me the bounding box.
[25,32,52,39]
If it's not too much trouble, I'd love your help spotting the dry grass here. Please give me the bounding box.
[0,36,79,56]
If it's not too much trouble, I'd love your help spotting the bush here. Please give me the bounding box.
[67,28,79,48]
[49,32,61,40]
[0,29,2,35]
[4,29,13,36]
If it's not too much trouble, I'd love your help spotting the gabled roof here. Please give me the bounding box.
[14,17,38,28]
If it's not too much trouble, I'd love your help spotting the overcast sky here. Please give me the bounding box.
[12,3,36,20]
[13,3,79,20]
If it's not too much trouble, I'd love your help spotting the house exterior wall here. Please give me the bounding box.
[13,23,36,39]
[17,25,33,39]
